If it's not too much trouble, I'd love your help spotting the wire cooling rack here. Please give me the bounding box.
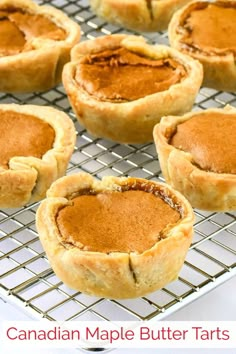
[0,0,236,334]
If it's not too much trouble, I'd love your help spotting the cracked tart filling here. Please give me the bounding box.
[170,112,236,174]
[75,47,187,102]
[0,8,66,56]
[177,1,236,55]
[0,110,55,169]
[56,188,181,254]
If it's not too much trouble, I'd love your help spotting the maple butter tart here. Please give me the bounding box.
[154,106,236,211]
[0,104,75,208]
[89,0,193,32]
[36,173,194,299]
[63,34,203,144]
[0,0,81,92]
[168,0,236,92]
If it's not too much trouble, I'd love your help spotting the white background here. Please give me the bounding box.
[1,275,235,354]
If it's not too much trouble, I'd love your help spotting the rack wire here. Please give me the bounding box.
[0,0,235,333]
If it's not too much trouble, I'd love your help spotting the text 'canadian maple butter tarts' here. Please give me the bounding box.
[36,173,194,299]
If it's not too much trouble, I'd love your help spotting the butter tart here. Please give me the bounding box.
[90,0,192,32]
[0,0,81,93]
[36,173,194,299]
[0,104,76,208]
[153,105,236,211]
[62,34,203,144]
[168,0,236,92]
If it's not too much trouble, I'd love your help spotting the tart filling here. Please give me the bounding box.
[170,112,236,174]
[56,189,181,254]
[177,1,236,55]
[0,110,55,169]
[0,9,66,56]
[75,47,187,102]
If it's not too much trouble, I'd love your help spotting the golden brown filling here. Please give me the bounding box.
[75,47,187,102]
[0,9,66,56]
[179,2,236,54]
[0,110,55,169]
[170,112,236,174]
[56,190,180,253]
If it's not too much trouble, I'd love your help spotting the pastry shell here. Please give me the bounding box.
[153,105,236,211]
[0,0,81,93]
[0,104,76,208]
[168,0,236,92]
[90,0,192,32]
[62,34,203,144]
[36,172,194,299]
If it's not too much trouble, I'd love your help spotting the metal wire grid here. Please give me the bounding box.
[0,0,236,326]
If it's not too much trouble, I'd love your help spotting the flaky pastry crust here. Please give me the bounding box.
[90,0,192,32]
[0,104,76,208]
[0,0,80,93]
[153,105,236,211]
[36,172,194,299]
[168,0,236,92]
[62,34,203,144]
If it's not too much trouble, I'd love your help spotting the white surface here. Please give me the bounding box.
[0,275,235,354]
